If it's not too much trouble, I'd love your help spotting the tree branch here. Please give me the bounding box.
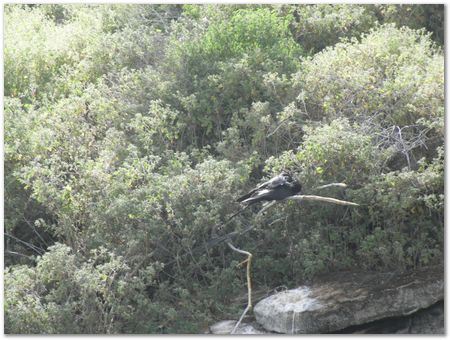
[287,194,359,206]
[4,233,44,255]
[227,241,253,334]
[314,182,347,190]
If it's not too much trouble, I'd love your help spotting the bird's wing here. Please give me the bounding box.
[236,188,259,203]
[240,188,272,205]
[236,174,288,202]
[264,174,289,189]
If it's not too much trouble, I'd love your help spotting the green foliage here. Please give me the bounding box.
[353,147,444,270]
[296,24,443,124]
[165,6,303,148]
[286,4,377,53]
[262,119,443,277]
[4,5,78,100]
[4,4,443,334]
[193,7,300,65]
[294,24,443,170]
[283,4,445,55]
[5,243,160,334]
[293,118,392,186]
[373,4,444,45]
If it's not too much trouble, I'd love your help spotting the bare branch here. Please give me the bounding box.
[227,241,253,334]
[5,233,44,255]
[287,195,359,206]
[227,241,252,258]
[22,216,49,247]
[5,250,35,260]
[256,201,277,218]
[314,183,347,190]
[267,116,290,137]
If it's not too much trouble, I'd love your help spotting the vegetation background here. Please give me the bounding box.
[4,4,444,334]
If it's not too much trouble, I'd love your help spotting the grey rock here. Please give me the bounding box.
[409,300,444,334]
[209,320,267,334]
[254,266,443,334]
[334,301,444,334]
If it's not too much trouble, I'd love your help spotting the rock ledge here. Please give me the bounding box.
[253,266,443,334]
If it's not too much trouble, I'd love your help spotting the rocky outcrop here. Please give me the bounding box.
[208,320,268,334]
[253,266,443,334]
[208,302,443,335]
[335,300,444,334]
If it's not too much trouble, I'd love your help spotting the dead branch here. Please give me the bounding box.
[227,241,253,334]
[5,250,35,260]
[287,194,359,206]
[256,200,277,217]
[4,233,44,255]
[314,182,347,190]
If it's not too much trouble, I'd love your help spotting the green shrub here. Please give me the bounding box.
[296,24,443,125]
[294,24,443,170]
[5,243,158,334]
[351,147,444,270]
[286,4,377,53]
[266,118,392,188]
[166,6,303,148]
[373,4,444,45]
[4,4,444,334]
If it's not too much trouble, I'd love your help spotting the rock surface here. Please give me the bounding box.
[253,266,443,334]
[335,300,444,334]
[208,320,268,334]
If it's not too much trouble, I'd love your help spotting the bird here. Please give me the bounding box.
[236,172,302,206]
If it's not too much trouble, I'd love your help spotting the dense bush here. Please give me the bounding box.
[294,24,443,170]
[373,4,444,45]
[165,6,303,149]
[4,4,444,334]
[285,4,377,53]
[297,24,443,124]
[5,243,160,333]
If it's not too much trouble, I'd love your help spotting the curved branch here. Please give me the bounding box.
[227,241,253,334]
[256,201,277,218]
[287,194,359,206]
[314,182,347,190]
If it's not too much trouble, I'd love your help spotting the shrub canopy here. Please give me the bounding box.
[4,4,444,334]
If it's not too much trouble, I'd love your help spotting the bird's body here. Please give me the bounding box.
[237,172,301,206]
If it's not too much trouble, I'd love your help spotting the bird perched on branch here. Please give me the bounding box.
[236,172,302,206]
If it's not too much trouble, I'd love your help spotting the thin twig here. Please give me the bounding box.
[233,304,251,334]
[396,125,411,170]
[256,201,277,218]
[4,233,44,255]
[22,216,49,247]
[226,202,278,334]
[267,116,290,137]
[5,250,35,260]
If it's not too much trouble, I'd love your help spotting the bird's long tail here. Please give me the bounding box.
[240,194,268,206]
[216,204,249,232]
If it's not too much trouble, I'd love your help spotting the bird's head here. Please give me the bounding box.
[281,171,301,194]
[280,170,293,178]
[291,180,302,194]
[280,170,297,180]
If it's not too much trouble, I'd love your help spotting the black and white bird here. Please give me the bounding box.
[236,172,302,206]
